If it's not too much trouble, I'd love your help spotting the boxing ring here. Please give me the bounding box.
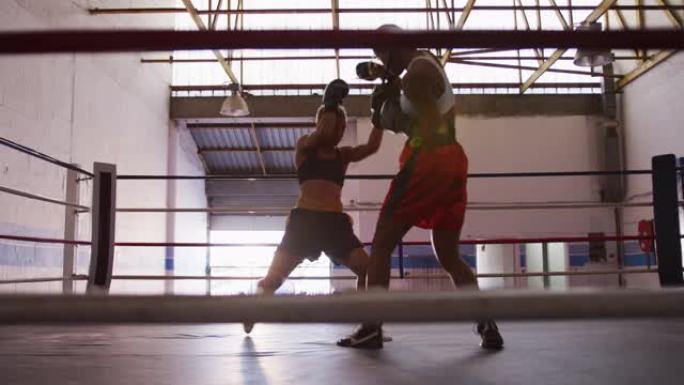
[1,26,684,385]
[1,131,682,315]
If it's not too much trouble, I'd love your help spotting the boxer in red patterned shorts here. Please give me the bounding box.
[338,25,503,350]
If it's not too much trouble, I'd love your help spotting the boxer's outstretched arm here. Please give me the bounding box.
[298,110,337,152]
[340,126,384,163]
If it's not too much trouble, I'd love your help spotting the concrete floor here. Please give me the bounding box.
[1,321,683,385]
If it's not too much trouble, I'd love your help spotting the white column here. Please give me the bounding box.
[548,243,569,289]
[62,167,80,294]
[525,244,545,289]
[526,243,568,289]
[476,244,516,289]
[165,122,178,295]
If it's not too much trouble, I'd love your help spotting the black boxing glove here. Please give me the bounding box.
[356,61,390,81]
[370,81,401,128]
[322,79,349,112]
[380,98,411,134]
[370,85,386,127]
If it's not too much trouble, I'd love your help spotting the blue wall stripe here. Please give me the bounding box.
[569,255,590,267]
[624,254,657,267]
[0,243,63,267]
[0,223,65,268]
[568,243,590,254]
[624,241,646,254]
[164,258,175,271]
[569,254,656,267]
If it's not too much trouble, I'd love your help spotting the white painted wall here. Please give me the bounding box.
[0,1,207,293]
[620,52,684,288]
[166,122,209,295]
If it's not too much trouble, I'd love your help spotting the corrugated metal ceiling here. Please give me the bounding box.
[189,123,314,175]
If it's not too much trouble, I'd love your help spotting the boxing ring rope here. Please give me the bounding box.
[1,113,682,292]
[0,231,664,286]
[0,137,93,177]
[0,276,88,285]
[0,136,89,291]
[0,234,90,246]
[115,201,656,214]
[1,289,683,324]
[0,30,683,54]
[0,269,658,286]
[0,185,90,211]
[0,233,660,248]
[117,169,657,180]
[2,138,662,282]
[112,269,659,281]
[112,235,656,247]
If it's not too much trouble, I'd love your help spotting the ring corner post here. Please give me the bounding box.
[87,162,117,293]
[651,154,684,287]
[679,157,684,207]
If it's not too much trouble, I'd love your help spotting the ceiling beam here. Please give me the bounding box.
[234,0,243,33]
[426,0,435,30]
[440,0,476,65]
[637,0,646,59]
[88,5,684,15]
[173,94,603,119]
[612,7,643,60]
[143,55,371,63]
[515,0,544,65]
[173,82,601,93]
[170,81,601,93]
[547,0,570,30]
[249,122,268,175]
[332,0,341,78]
[141,54,644,64]
[612,7,629,28]
[180,0,239,84]
[209,0,224,30]
[519,0,618,94]
[450,58,622,78]
[616,50,677,90]
[4,30,683,54]
[441,0,455,26]
[514,0,523,84]
[657,0,683,28]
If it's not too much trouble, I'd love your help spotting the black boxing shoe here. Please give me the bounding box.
[337,324,383,349]
[476,320,504,350]
[243,322,255,334]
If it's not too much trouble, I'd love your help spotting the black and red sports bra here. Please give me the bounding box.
[297,149,346,187]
